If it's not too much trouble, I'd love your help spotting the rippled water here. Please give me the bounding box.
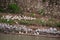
[0,33,60,40]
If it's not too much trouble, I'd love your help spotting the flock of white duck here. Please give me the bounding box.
[1,15,36,20]
[0,23,60,35]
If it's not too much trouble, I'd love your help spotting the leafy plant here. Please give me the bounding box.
[55,22,60,27]
[30,13,35,17]
[42,0,46,2]
[8,4,20,13]
[38,9,45,16]
[0,7,4,12]
[0,19,15,25]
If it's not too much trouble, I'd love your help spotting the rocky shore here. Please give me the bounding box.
[0,23,60,37]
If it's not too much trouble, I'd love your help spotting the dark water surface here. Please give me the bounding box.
[0,33,60,40]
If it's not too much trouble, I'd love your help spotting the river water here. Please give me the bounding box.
[0,33,60,40]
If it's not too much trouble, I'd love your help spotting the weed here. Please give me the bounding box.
[38,9,45,16]
[0,7,4,12]
[0,19,15,25]
[8,4,21,13]
[42,0,46,2]
[30,13,35,17]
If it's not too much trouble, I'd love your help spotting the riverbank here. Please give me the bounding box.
[0,23,60,38]
[0,13,60,38]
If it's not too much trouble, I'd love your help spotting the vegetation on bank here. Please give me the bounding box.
[38,9,45,16]
[30,13,35,17]
[0,7,4,12]
[0,0,60,28]
[0,4,21,13]
[0,19,15,25]
[8,4,21,13]
[42,0,46,2]
[0,17,60,27]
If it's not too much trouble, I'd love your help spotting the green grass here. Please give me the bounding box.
[55,22,60,27]
[0,18,60,27]
[35,19,46,26]
[19,20,34,25]
[0,7,5,12]
[42,0,46,2]
[19,19,60,27]
[8,4,21,13]
[30,13,35,17]
[0,19,15,25]
[19,19,46,26]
